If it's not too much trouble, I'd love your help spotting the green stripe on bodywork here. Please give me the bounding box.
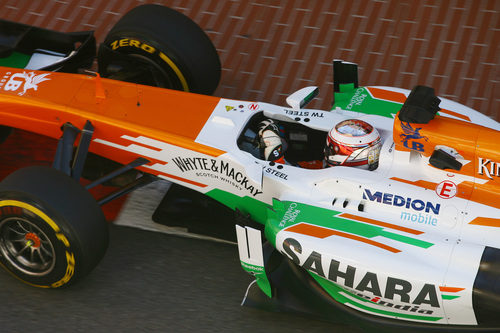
[333,87,402,118]
[442,295,460,300]
[311,273,443,322]
[339,83,356,92]
[379,230,433,249]
[204,191,432,250]
[333,86,450,121]
[205,189,270,224]
[266,201,433,249]
[0,51,31,68]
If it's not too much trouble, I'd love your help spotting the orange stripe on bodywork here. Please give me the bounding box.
[390,177,436,191]
[390,177,475,201]
[439,286,465,293]
[367,87,406,103]
[286,223,401,253]
[166,174,207,188]
[469,217,500,227]
[136,164,206,187]
[368,88,472,122]
[469,181,500,211]
[390,177,500,208]
[338,213,423,235]
[440,108,471,122]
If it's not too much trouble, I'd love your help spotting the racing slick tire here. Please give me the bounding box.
[97,4,221,94]
[0,166,108,288]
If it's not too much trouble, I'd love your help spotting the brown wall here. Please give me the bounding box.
[1,0,498,121]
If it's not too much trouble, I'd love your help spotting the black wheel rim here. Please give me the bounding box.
[104,54,184,89]
[0,217,56,276]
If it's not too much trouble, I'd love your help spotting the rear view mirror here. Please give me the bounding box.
[286,86,319,110]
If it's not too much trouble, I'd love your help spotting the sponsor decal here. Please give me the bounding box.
[399,121,429,152]
[264,167,288,180]
[171,156,262,197]
[279,202,300,227]
[248,103,259,111]
[1,71,51,95]
[478,157,500,180]
[110,38,157,53]
[226,104,258,112]
[400,212,437,226]
[284,109,325,118]
[363,189,441,214]
[435,180,457,199]
[240,261,264,272]
[281,238,441,314]
[352,291,435,314]
[346,88,368,110]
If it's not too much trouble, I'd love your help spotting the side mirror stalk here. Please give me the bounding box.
[286,86,319,110]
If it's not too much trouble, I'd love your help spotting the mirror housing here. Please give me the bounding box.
[286,86,319,110]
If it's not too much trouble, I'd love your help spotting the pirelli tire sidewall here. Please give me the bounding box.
[102,33,192,91]
[0,166,108,288]
[99,4,221,94]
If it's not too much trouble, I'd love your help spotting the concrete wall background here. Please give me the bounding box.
[1,0,498,120]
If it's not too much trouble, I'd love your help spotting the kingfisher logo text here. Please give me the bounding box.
[363,189,440,214]
[478,157,500,180]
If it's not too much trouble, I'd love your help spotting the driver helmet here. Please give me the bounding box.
[324,119,381,170]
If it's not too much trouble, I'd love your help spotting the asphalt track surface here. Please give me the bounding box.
[0,224,366,333]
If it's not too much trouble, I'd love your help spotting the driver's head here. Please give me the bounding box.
[324,119,381,170]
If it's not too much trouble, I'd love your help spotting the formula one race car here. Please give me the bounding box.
[0,4,499,331]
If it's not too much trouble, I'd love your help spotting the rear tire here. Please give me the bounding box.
[98,4,221,94]
[0,166,108,288]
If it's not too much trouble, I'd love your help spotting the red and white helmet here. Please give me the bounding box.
[324,119,381,170]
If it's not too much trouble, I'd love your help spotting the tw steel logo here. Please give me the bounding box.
[478,158,500,180]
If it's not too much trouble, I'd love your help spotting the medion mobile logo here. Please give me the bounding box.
[363,189,441,214]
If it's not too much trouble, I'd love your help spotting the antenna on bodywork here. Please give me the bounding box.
[83,70,106,101]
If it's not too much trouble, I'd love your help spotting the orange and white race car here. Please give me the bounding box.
[0,4,498,331]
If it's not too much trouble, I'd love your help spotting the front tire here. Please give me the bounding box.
[98,4,221,94]
[0,166,108,288]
